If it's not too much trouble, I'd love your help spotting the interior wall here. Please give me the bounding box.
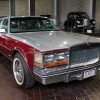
[0,0,100,30]
[35,0,54,18]
[82,0,90,16]
[95,0,100,30]
[0,0,9,16]
[61,0,84,28]
[15,0,28,16]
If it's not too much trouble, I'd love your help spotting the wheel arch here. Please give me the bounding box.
[12,49,27,62]
[12,48,34,76]
[13,52,35,89]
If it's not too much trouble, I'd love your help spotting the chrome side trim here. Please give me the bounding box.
[0,43,11,51]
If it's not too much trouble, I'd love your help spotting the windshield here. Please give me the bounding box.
[10,17,59,33]
[68,12,89,19]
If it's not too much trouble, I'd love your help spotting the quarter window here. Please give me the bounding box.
[2,19,8,26]
[0,19,3,26]
[2,19,8,33]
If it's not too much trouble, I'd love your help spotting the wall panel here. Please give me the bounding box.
[95,0,100,30]
[0,0,9,16]
[15,0,28,16]
[35,0,54,18]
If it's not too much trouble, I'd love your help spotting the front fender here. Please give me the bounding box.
[12,44,35,77]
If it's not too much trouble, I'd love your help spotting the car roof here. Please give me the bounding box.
[1,16,49,19]
[67,12,88,18]
[69,11,86,13]
[68,12,87,15]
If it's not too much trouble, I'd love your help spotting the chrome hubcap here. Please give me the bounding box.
[13,58,24,86]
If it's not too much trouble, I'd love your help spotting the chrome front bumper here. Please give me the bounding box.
[33,62,100,85]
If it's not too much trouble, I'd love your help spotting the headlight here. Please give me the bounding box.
[92,21,96,24]
[34,51,69,68]
[44,54,56,67]
[44,54,54,63]
[44,52,69,67]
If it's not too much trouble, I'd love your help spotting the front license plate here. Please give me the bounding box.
[87,30,92,33]
[84,69,95,79]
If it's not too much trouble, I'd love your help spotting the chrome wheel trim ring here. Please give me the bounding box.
[13,58,24,86]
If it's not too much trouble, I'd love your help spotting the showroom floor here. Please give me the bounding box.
[1,55,100,100]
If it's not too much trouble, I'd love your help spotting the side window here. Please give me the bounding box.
[2,19,8,33]
[0,19,3,27]
[2,19,8,26]
[0,20,2,24]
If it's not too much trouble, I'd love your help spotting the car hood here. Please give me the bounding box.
[11,31,100,51]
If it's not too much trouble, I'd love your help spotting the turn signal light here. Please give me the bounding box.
[44,60,68,67]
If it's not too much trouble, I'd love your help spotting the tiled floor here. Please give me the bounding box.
[1,55,100,100]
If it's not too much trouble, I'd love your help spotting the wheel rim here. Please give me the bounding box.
[13,58,24,86]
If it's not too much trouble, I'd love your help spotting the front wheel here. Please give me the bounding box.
[13,53,35,89]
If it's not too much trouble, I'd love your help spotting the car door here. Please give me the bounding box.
[0,18,11,57]
[0,19,3,52]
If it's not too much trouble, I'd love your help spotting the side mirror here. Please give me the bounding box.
[0,29,6,33]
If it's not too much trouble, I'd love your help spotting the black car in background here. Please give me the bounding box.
[64,12,96,33]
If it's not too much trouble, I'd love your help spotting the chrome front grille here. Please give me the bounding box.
[70,47,99,68]
[83,19,89,26]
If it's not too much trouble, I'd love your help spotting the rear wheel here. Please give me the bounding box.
[13,53,35,89]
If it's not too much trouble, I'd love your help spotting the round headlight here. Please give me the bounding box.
[93,21,96,24]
